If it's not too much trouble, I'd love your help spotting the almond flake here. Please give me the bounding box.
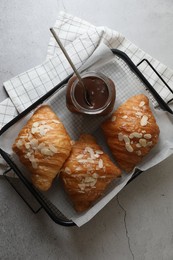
[16,140,23,148]
[140,115,148,126]
[139,101,145,107]
[98,159,103,168]
[129,132,143,139]
[123,135,130,144]
[31,127,37,134]
[136,111,143,117]
[139,138,147,147]
[40,148,53,156]
[31,161,38,169]
[122,115,128,119]
[125,143,134,152]
[38,142,46,150]
[33,122,39,128]
[87,158,95,163]
[147,141,153,147]
[78,183,85,190]
[111,116,116,122]
[52,119,60,124]
[95,150,103,155]
[84,176,95,183]
[76,166,82,171]
[144,134,152,139]
[85,147,95,159]
[49,144,58,153]
[136,150,142,156]
[76,154,84,159]
[70,140,75,146]
[78,159,88,164]
[136,143,142,148]
[25,143,30,149]
[64,167,71,174]
[94,154,100,158]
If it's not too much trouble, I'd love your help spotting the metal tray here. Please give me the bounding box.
[0,49,172,226]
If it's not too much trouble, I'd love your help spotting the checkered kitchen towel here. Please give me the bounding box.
[0,11,173,165]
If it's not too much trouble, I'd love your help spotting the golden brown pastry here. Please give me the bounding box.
[101,94,160,172]
[12,105,72,191]
[60,134,121,212]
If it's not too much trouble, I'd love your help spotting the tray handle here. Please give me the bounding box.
[3,168,42,214]
[137,58,173,106]
[0,149,75,226]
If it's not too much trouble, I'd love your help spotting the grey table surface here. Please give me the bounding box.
[1,1,173,260]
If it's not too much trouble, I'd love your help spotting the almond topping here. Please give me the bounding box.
[129,132,143,139]
[52,119,60,124]
[144,134,152,139]
[147,141,153,147]
[49,144,58,153]
[123,135,130,144]
[16,140,23,148]
[78,183,85,191]
[111,116,116,122]
[25,143,30,149]
[75,166,82,171]
[122,115,128,119]
[38,142,46,150]
[140,115,148,126]
[136,143,142,148]
[40,148,53,156]
[31,161,38,169]
[76,154,84,159]
[33,122,39,128]
[78,159,88,164]
[125,143,134,152]
[139,101,145,107]
[136,150,142,156]
[98,159,103,168]
[70,140,75,146]
[139,138,147,147]
[136,111,143,117]
[64,167,71,174]
[95,150,103,155]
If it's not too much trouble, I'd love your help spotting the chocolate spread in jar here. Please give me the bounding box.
[66,72,116,115]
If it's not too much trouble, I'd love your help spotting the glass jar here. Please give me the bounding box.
[66,72,116,116]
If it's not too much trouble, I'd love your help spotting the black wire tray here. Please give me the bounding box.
[0,49,173,226]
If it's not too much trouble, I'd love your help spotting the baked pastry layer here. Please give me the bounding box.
[12,105,72,191]
[61,134,121,212]
[101,94,160,172]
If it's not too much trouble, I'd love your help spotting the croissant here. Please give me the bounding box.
[60,134,121,212]
[101,94,160,172]
[12,105,72,191]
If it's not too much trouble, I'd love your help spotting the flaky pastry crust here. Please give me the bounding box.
[61,134,121,212]
[12,105,72,191]
[101,94,160,172]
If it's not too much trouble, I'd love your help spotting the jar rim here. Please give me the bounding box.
[70,71,114,115]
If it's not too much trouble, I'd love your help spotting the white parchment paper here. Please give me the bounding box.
[1,44,173,226]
